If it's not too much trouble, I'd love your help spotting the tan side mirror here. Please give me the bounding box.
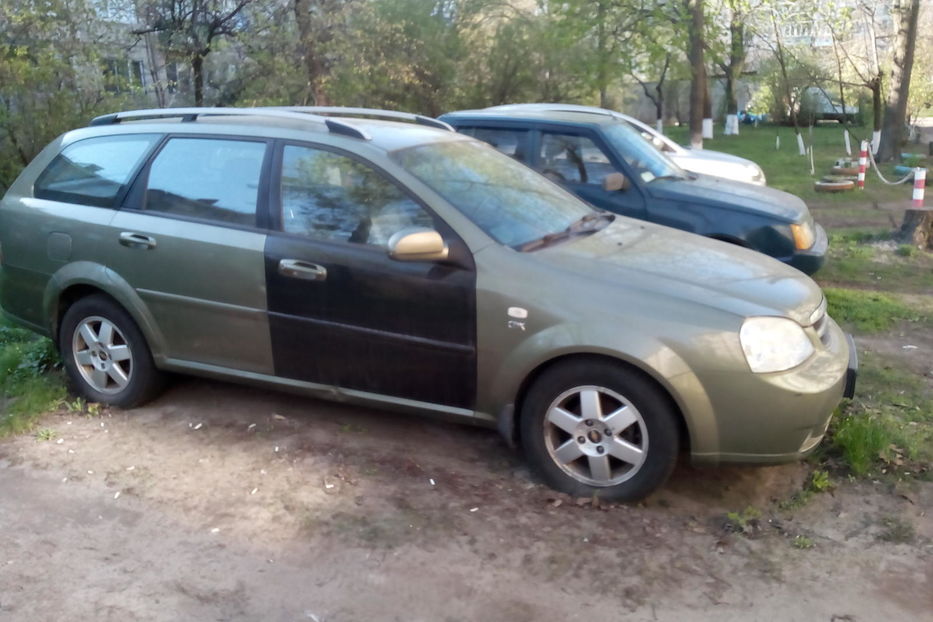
[603,172,628,192]
[388,227,449,262]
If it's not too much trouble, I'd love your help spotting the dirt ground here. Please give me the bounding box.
[0,375,930,622]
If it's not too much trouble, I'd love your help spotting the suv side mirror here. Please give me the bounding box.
[603,172,629,192]
[388,227,449,262]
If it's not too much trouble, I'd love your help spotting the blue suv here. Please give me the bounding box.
[439,108,827,274]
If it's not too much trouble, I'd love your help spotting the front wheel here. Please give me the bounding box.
[59,295,164,408]
[520,360,680,502]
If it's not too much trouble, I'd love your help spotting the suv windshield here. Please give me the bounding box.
[392,139,596,248]
[602,122,687,183]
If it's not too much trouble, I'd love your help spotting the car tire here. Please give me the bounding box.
[59,295,164,408]
[520,359,679,502]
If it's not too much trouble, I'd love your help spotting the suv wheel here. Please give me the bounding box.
[59,295,163,408]
[520,360,679,502]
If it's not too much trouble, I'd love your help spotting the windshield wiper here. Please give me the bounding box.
[517,212,615,252]
[648,174,687,182]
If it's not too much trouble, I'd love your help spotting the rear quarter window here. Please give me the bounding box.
[34,134,161,207]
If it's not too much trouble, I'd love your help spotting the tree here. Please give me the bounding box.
[878,0,922,162]
[815,1,888,153]
[0,0,132,191]
[135,0,254,106]
[714,0,754,135]
[293,0,358,105]
[685,0,706,148]
[760,1,807,155]
[631,52,672,133]
[551,0,650,109]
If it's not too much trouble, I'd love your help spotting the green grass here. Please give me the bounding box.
[828,351,932,476]
[815,230,933,294]
[0,318,66,437]
[664,124,924,205]
[823,287,928,333]
[792,535,814,550]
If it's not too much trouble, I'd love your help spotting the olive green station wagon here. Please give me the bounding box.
[0,107,856,500]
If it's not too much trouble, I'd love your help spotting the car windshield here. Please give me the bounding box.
[392,139,596,248]
[602,122,687,183]
[625,121,677,154]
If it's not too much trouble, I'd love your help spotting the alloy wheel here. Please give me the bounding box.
[72,316,133,395]
[543,385,648,486]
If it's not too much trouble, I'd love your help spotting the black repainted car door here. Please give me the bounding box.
[263,141,477,409]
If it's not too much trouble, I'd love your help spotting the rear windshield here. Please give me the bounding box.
[34,134,160,207]
[391,139,593,247]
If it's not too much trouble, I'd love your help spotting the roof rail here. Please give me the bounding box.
[88,107,371,140]
[486,103,621,120]
[269,107,454,132]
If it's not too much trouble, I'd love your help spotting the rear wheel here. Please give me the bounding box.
[520,360,680,501]
[59,295,163,408]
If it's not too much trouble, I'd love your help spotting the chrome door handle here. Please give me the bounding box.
[278,259,327,281]
[119,232,157,249]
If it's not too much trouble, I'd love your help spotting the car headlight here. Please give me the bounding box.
[750,165,765,183]
[790,222,815,250]
[739,317,815,373]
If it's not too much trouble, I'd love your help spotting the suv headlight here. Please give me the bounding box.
[739,317,814,373]
[790,222,815,250]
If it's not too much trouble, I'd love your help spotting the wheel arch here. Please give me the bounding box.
[508,352,692,456]
[44,262,166,361]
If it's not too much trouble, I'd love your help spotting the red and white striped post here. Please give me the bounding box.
[913,168,926,208]
[857,141,868,190]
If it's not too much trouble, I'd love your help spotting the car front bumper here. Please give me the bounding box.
[784,223,828,275]
[691,316,855,464]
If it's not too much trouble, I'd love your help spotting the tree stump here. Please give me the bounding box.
[897,208,933,249]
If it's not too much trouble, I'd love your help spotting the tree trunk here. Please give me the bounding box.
[597,0,609,109]
[192,54,204,107]
[878,0,921,161]
[702,84,713,138]
[686,0,705,148]
[871,76,883,153]
[898,208,933,249]
[294,0,330,106]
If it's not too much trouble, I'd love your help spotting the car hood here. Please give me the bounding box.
[534,219,823,324]
[680,147,757,167]
[647,174,807,222]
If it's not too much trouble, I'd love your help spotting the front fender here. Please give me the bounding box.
[480,321,720,457]
[43,261,167,362]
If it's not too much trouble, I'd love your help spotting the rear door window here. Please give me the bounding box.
[144,137,267,227]
[34,134,160,207]
[459,128,531,163]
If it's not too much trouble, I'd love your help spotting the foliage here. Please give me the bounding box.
[832,411,900,475]
[827,349,931,477]
[0,318,66,437]
[724,505,763,535]
[792,535,814,549]
[134,0,255,105]
[0,0,139,191]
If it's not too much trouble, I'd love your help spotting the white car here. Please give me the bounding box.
[487,103,767,186]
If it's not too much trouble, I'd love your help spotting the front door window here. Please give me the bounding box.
[537,133,616,186]
[280,145,435,246]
